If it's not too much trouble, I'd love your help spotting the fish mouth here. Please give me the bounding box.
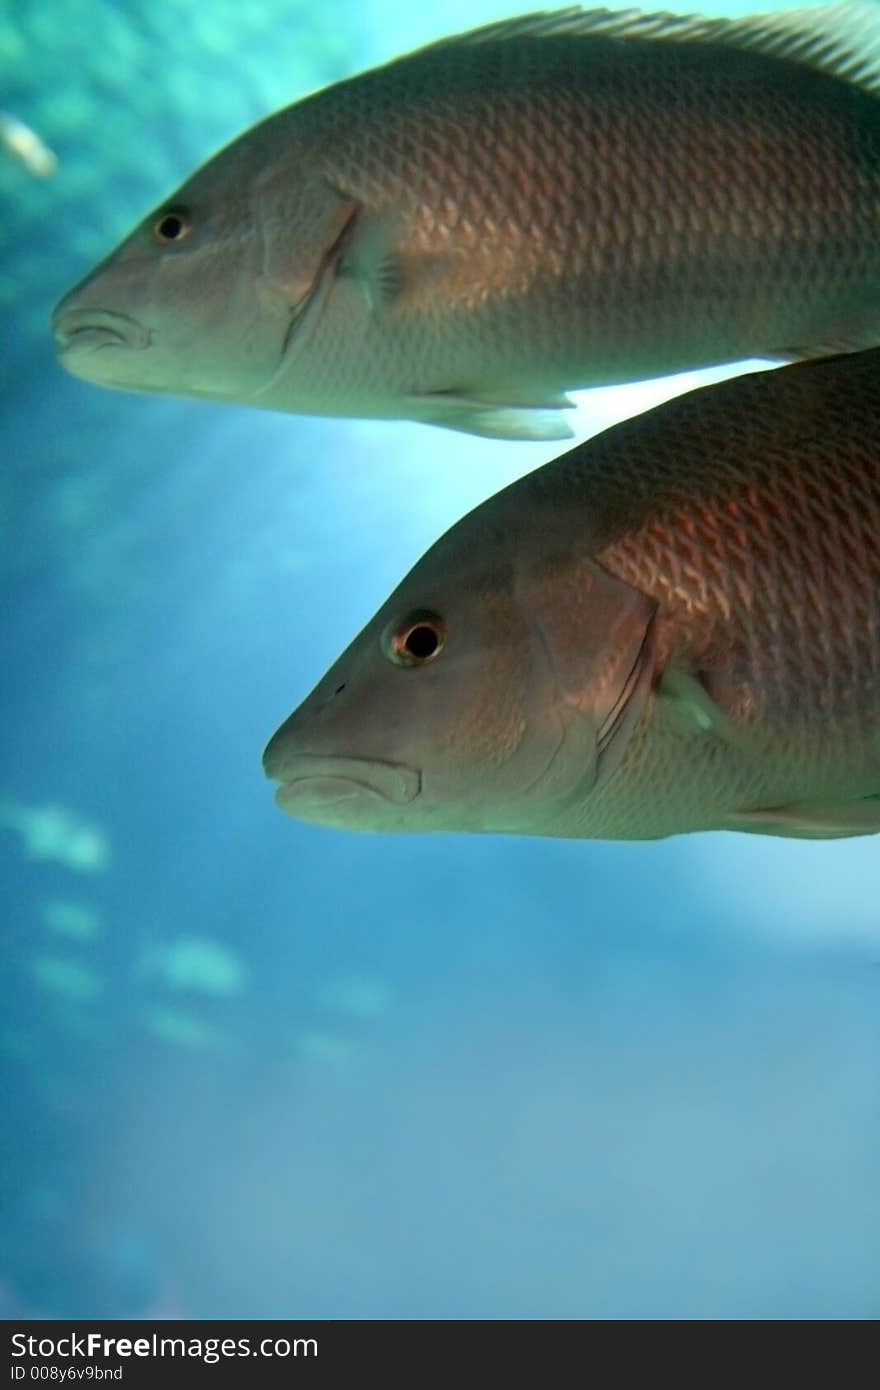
[264,753,421,812]
[53,307,150,355]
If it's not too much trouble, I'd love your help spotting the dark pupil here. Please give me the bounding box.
[159,214,183,240]
[404,624,438,659]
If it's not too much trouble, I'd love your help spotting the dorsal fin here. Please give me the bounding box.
[410,4,880,97]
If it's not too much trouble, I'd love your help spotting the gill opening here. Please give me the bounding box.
[596,614,657,760]
[251,197,362,401]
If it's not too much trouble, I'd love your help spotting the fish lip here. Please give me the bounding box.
[53,307,150,354]
[264,753,421,807]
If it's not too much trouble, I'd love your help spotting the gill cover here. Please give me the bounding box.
[516,553,657,792]
[254,173,359,314]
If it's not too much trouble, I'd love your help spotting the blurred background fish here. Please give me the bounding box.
[0,111,56,177]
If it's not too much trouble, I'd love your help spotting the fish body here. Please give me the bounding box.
[54,4,880,439]
[264,350,880,840]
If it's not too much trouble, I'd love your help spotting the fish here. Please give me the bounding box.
[52,3,880,440]
[263,349,880,840]
[0,112,57,177]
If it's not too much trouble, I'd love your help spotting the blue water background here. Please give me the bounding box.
[1,0,878,1318]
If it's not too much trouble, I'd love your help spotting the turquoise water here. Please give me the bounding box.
[2,0,878,1318]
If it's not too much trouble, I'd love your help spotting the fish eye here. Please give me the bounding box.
[384,611,446,667]
[152,209,191,244]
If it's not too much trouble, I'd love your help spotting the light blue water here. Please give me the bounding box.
[1,0,878,1319]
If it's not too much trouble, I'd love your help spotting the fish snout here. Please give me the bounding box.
[262,743,421,815]
[52,305,150,355]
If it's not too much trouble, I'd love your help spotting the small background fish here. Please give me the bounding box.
[0,112,56,177]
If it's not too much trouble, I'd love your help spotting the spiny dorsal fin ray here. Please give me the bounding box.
[410,4,880,97]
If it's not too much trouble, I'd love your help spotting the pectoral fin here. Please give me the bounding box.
[658,666,750,751]
[724,794,880,839]
[338,210,407,312]
[411,388,576,440]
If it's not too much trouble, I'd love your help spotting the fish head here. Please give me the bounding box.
[51,114,357,404]
[263,503,658,835]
